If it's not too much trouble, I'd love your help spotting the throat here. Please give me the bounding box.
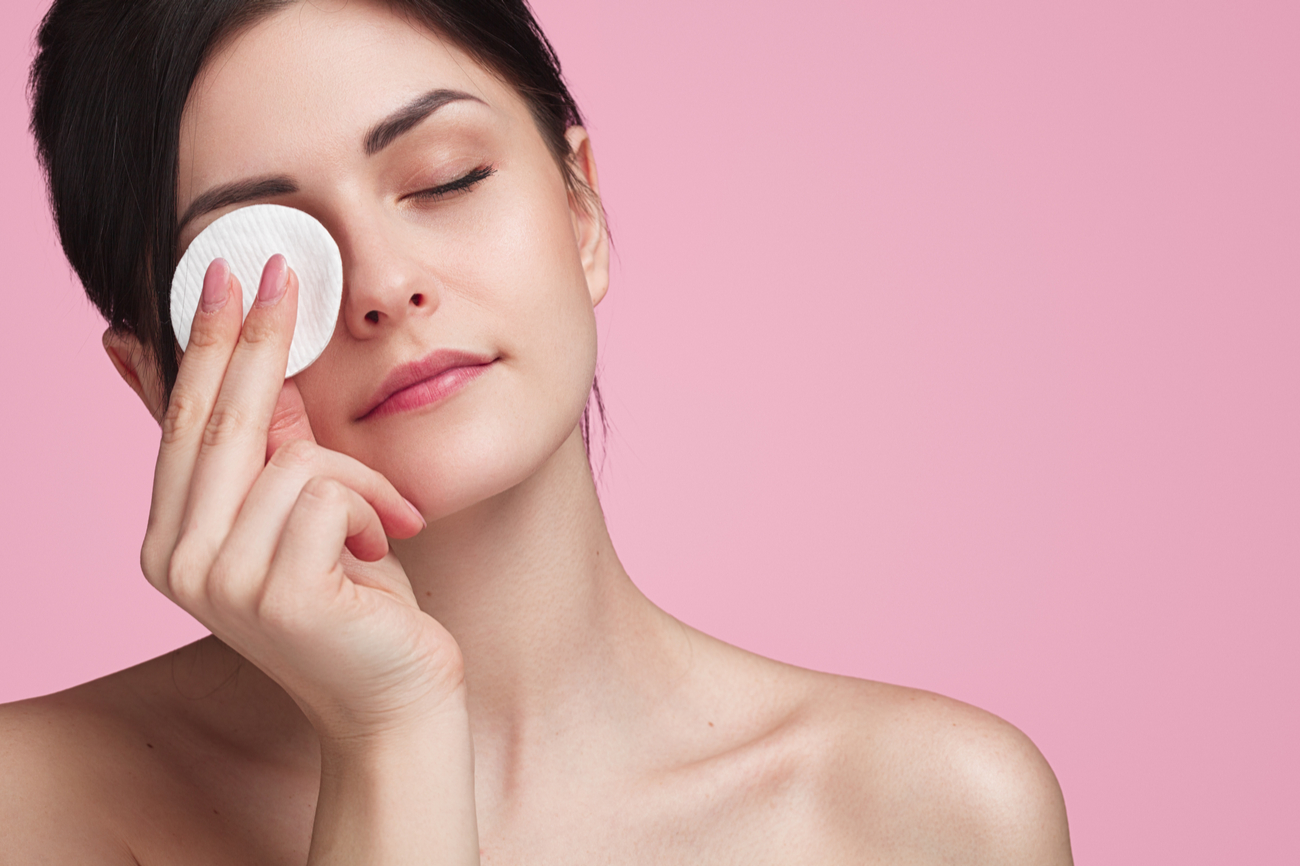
[389,426,676,730]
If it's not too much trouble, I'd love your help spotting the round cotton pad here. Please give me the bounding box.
[171,204,343,377]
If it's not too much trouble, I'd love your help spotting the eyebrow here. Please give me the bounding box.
[178,176,298,233]
[178,89,482,232]
[364,88,483,156]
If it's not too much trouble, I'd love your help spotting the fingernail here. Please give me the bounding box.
[200,258,230,313]
[403,497,426,528]
[256,254,289,307]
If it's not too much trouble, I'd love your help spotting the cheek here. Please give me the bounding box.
[413,189,596,501]
[487,187,597,375]
[292,174,598,514]
[437,166,599,420]
[289,353,362,451]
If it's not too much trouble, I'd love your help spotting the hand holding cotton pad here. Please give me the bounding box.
[171,204,343,377]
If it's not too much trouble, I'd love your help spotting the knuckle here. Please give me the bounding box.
[267,400,308,441]
[358,464,389,493]
[202,400,250,449]
[140,534,170,585]
[160,389,206,447]
[204,558,247,612]
[253,584,297,632]
[185,317,226,350]
[164,543,204,604]
[238,311,282,346]
[269,437,317,471]
[300,475,347,506]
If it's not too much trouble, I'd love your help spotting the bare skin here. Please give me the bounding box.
[0,1,1070,863]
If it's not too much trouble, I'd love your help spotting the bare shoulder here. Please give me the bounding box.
[674,629,1071,863]
[0,688,142,864]
[0,638,311,865]
[798,671,1073,864]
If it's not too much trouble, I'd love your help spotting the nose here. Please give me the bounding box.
[338,218,439,338]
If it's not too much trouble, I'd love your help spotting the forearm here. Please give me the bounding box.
[309,700,479,865]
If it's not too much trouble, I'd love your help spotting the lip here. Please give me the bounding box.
[358,349,496,420]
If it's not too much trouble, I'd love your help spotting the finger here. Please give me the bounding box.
[222,440,424,586]
[212,474,388,618]
[181,256,299,558]
[142,259,244,587]
[339,548,420,602]
[262,385,423,538]
[266,478,389,610]
[266,379,317,463]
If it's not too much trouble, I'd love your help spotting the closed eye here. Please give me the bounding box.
[406,165,496,202]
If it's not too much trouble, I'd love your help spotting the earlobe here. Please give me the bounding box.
[102,329,167,425]
[565,126,611,308]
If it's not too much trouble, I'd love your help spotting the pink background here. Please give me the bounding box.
[2,1,1296,863]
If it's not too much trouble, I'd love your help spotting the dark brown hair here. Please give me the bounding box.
[29,0,605,448]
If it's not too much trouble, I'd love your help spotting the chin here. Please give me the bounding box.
[306,341,598,522]
[348,399,586,523]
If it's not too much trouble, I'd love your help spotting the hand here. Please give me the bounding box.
[140,255,465,739]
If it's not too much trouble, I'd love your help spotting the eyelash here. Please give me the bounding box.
[407,165,496,201]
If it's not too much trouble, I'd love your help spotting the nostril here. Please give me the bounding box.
[365,310,380,324]
[410,293,424,307]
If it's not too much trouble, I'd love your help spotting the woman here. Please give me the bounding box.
[3,0,1071,861]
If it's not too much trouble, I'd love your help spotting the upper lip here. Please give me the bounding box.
[358,348,496,419]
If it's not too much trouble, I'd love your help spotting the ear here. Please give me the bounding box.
[564,126,611,308]
[102,328,167,425]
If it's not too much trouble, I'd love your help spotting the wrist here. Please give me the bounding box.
[310,691,478,864]
[311,681,469,748]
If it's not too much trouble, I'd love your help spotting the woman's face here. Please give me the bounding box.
[176,0,607,518]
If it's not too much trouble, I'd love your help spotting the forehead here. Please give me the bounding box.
[177,0,520,202]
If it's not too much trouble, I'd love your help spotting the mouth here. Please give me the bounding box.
[358,349,497,420]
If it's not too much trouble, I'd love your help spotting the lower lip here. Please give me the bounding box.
[363,362,494,420]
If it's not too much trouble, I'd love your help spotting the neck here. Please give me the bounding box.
[169,426,700,797]
[390,427,690,743]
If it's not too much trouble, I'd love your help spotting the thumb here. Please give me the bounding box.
[266,378,317,462]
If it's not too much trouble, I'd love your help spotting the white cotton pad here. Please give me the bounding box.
[171,204,343,377]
